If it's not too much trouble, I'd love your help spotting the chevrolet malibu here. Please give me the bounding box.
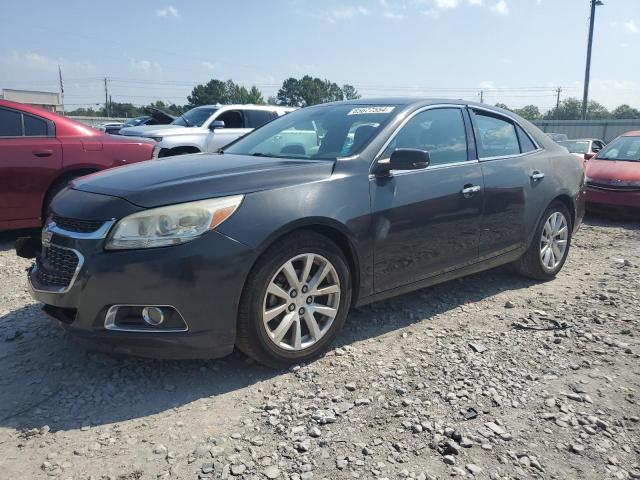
[25,99,585,367]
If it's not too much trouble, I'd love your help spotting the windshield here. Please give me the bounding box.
[596,136,640,162]
[224,104,397,159]
[123,116,149,127]
[558,140,589,154]
[171,106,218,127]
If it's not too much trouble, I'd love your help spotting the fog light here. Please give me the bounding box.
[142,306,164,326]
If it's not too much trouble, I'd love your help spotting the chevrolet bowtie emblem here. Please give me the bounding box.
[41,223,54,246]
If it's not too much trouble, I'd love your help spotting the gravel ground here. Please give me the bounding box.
[0,216,638,480]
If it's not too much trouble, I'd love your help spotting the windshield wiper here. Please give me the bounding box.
[251,152,275,157]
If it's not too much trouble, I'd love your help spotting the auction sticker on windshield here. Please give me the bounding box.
[347,106,395,115]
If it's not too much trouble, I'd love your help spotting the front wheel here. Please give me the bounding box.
[236,231,352,368]
[513,201,572,280]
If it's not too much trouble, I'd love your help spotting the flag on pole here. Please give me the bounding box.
[58,65,65,114]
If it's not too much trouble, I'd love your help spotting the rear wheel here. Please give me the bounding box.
[236,231,351,368]
[513,201,572,280]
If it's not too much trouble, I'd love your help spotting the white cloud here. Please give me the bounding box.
[322,5,370,22]
[10,51,95,73]
[468,0,483,5]
[490,0,508,14]
[129,58,161,72]
[200,61,216,71]
[156,5,179,18]
[624,20,639,33]
[589,79,640,109]
[383,10,405,20]
[435,0,459,9]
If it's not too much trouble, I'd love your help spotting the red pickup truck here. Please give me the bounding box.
[0,100,156,231]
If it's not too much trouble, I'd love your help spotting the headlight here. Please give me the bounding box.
[151,136,163,142]
[105,196,243,250]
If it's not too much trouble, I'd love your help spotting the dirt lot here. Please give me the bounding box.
[0,216,638,480]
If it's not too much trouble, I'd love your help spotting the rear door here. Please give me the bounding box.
[370,106,484,292]
[0,107,62,226]
[469,107,548,260]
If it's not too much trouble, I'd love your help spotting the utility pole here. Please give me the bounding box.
[479,90,484,103]
[555,87,562,119]
[582,0,603,120]
[104,77,109,117]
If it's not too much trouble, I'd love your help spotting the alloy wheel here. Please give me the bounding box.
[262,253,341,351]
[539,211,568,271]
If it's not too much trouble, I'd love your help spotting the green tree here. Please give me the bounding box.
[544,97,582,120]
[247,86,264,104]
[188,78,265,106]
[188,79,229,106]
[276,76,345,107]
[513,105,541,121]
[494,102,511,111]
[342,84,360,100]
[544,97,610,120]
[586,100,609,120]
[611,104,640,120]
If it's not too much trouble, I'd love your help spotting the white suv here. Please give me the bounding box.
[119,104,294,157]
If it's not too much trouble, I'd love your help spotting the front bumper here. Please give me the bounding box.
[586,184,640,209]
[28,227,255,359]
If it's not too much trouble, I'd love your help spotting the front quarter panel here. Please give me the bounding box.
[216,162,374,299]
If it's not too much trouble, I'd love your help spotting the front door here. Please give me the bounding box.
[206,109,252,152]
[370,107,484,293]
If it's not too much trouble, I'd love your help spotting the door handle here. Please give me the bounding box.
[33,149,53,157]
[461,184,482,197]
[530,171,545,181]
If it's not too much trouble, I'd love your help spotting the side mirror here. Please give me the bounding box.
[584,152,595,160]
[209,120,225,131]
[375,148,430,176]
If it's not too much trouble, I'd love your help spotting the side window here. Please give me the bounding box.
[474,112,520,158]
[516,125,537,153]
[381,108,468,166]
[0,108,23,137]
[592,141,603,152]
[216,110,244,129]
[246,110,275,129]
[24,114,49,136]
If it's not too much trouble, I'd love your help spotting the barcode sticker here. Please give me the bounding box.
[347,106,395,115]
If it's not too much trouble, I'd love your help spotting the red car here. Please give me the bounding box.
[585,131,640,213]
[558,138,606,167]
[0,100,156,231]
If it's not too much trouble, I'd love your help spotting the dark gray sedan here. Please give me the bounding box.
[25,99,585,367]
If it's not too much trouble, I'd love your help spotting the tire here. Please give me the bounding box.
[236,231,352,368]
[513,201,572,281]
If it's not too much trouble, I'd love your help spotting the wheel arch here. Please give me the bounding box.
[42,167,100,220]
[248,218,362,306]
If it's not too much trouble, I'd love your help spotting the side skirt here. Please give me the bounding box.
[354,248,524,307]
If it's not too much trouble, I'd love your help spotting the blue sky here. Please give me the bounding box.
[0,0,638,112]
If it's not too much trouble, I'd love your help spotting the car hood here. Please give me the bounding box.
[70,153,336,208]
[118,124,187,137]
[144,108,175,124]
[586,158,640,182]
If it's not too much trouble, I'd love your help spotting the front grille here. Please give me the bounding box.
[52,215,104,233]
[35,245,80,288]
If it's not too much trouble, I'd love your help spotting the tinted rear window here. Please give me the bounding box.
[24,115,48,136]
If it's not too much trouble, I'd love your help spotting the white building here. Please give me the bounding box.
[0,89,63,112]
